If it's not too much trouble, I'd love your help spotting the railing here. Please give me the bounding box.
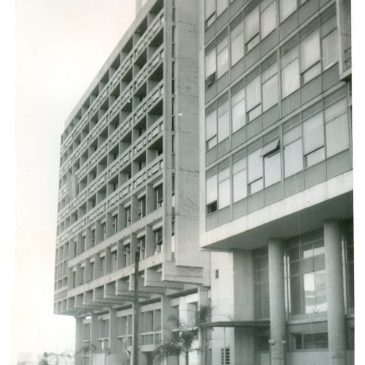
[140,331,162,346]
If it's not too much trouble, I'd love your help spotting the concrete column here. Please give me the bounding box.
[268,239,286,365]
[324,220,347,365]
[108,309,120,365]
[75,317,83,365]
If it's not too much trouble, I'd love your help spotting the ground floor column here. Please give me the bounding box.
[268,239,286,365]
[324,220,347,365]
[75,317,83,365]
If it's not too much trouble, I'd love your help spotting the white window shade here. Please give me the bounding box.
[322,30,338,69]
[217,38,229,78]
[217,0,228,16]
[206,174,218,204]
[284,139,303,177]
[246,76,261,111]
[245,7,259,41]
[301,31,320,71]
[218,101,230,142]
[248,148,263,183]
[233,169,247,202]
[303,113,324,154]
[281,59,300,98]
[205,49,217,77]
[218,168,231,209]
[262,75,278,111]
[206,110,217,140]
[280,0,297,22]
[261,139,280,157]
[205,0,215,20]
[326,114,350,157]
[261,2,277,38]
[231,23,244,65]
[264,152,281,187]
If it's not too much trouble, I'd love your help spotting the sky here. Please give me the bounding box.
[11,0,136,362]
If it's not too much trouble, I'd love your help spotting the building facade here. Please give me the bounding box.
[54,0,353,365]
[200,0,352,365]
[54,1,209,365]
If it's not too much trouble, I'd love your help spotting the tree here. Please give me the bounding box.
[154,305,211,365]
[39,351,73,365]
[76,343,97,365]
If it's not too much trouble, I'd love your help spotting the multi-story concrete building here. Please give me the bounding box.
[200,1,352,365]
[54,0,353,364]
[54,1,209,364]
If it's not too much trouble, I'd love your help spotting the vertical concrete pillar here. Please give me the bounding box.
[268,239,286,365]
[324,220,347,365]
[108,309,120,365]
[75,317,83,365]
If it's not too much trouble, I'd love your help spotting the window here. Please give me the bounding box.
[300,31,321,83]
[217,37,229,78]
[293,332,328,350]
[125,206,131,226]
[206,174,218,213]
[303,113,324,167]
[231,88,246,132]
[325,98,349,157]
[138,196,146,218]
[248,148,263,194]
[246,76,261,121]
[231,22,244,66]
[206,110,218,149]
[154,185,163,208]
[99,256,105,277]
[101,222,107,241]
[284,128,303,177]
[233,158,247,202]
[218,168,231,209]
[110,250,118,272]
[344,224,354,310]
[123,244,131,266]
[288,233,327,315]
[205,48,217,85]
[218,101,229,142]
[245,7,259,52]
[154,228,163,252]
[261,0,277,38]
[279,0,297,22]
[322,30,338,69]
[217,0,228,16]
[281,47,300,98]
[111,214,118,235]
[205,0,216,27]
[138,236,146,259]
[262,63,278,111]
[262,140,281,187]
[91,228,96,246]
[253,248,269,319]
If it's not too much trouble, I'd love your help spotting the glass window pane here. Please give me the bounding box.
[246,76,261,111]
[231,23,244,65]
[284,125,301,145]
[217,42,229,78]
[205,48,217,77]
[233,158,246,173]
[326,114,350,157]
[206,174,217,203]
[281,59,300,98]
[217,0,228,16]
[264,152,281,187]
[218,101,230,142]
[248,148,263,182]
[303,113,324,154]
[205,0,215,20]
[280,0,297,22]
[245,7,259,41]
[302,63,321,83]
[290,275,302,314]
[301,31,320,71]
[250,178,264,194]
[233,169,247,202]
[261,2,277,38]
[325,98,347,121]
[284,139,303,177]
[206,110,217,140]
[304,272,316,313]
[322,30,338,69]
[232,99,246,132]
[263,75,278,111]
[218,175,231,209]
[306,147,325,167]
